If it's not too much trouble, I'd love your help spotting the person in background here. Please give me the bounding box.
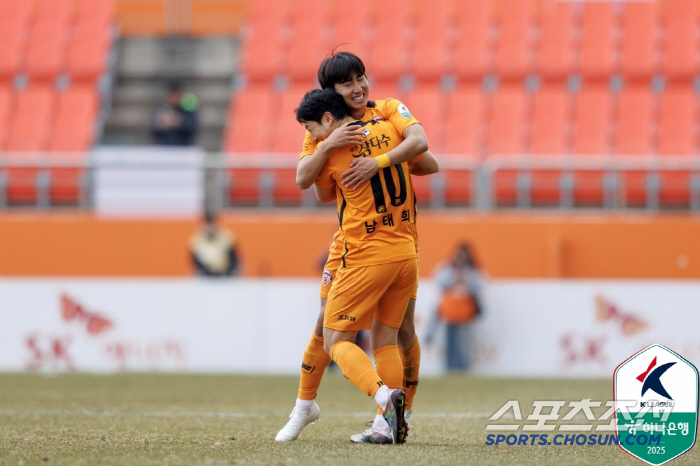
[190,212,239,277]
[150,81,199,146]
[426,243,484,371]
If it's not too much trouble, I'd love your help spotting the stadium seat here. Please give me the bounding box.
[370,82,404,104]
[402,85,444,152]
[239,0,290,82]
[6,87,56,152]
[286,0,329,83]
[409,174,433,207]
[536,0,575,81]
[661,0,699,81]
[49,87,99,152]
[224,85,275,153]
[410,0,452,82]
[658,86,695,156]
[488,85,528,205]
[0,86,13,149]
[571,86,613,205]
[271,85,310,154]
[620,1,659,80]
[67,22,112,82]
[48,156,87,205]
[25,20,69,82]
[227,167,265,207]
[367,0,411,82]
[33,0,74,25]
[443,169,473,206]
[0,16,28,82]
[529,85,571,205]
[443,85,485,156]
[454,0,493,80]
[329,0,371,57]
[614,86,655,206]
[578,1,618,80]
[487,85,527,155]
[75,0,116,28]
[494,0,534,80]
[271,167,302,206]
[658,86,697,207]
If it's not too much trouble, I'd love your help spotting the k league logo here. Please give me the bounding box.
[614,344,699,466]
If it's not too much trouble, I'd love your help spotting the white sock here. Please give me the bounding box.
[373,414,390,431]
[295,398,314,413]
[373,385,390,411]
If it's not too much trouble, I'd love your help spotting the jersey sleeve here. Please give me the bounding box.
[300,130,316,159]
[374,98,421,137]
[314,158,335,189]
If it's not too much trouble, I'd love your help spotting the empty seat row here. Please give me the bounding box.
[240,0,700,83]
[0,0,115,83]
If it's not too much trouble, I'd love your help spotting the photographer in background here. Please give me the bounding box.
[150,81,199,146]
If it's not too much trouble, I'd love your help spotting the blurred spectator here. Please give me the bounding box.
[426,243,484,371]
[150,81,199,145]
[190,212,240,277]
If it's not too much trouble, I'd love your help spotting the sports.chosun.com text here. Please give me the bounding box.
[485,433,662,447]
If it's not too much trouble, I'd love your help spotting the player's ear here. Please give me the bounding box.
[323,112,333,125]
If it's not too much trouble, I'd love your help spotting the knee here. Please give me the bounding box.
[397,322,416,349]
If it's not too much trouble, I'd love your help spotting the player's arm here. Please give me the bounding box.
[410,150,440,176]
[296,123,363,189]
[312,155,337,202]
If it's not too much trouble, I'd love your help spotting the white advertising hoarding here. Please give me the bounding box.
[0,279,698,376]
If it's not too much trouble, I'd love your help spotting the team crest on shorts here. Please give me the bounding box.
[322,269,332,287]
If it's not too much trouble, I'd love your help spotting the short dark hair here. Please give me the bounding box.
[295,89,351,124]
[317,51,366,89]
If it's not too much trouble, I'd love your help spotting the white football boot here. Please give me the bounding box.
[405,408,413,429]
[275,401,321,441]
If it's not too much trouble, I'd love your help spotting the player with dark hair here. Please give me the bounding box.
[294,87,420,444]
[276,51,437,443]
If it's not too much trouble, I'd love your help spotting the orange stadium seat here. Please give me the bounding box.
[33,0,74,25]
[287,0,329,83]
[489,85,528,205]
[272,86,308,154]
[370,82,403,104]
[25,20,69,82]
[49,87,99,152]
[537,0,575,81]
[487,85,527,155]
[571,86,613,205]
[330,0,371,57]
[658,87,696,207]
[75,0,116,28]
[0,86,13,149]
[620,1,659,80]
[658,87,695,156]
[0,16,27,82]
[661,0,699,81]
[529,85,571,205]
[454,0,493,80]
[224,85,275,153]
[6,87,56,152]
[443,169,473,207]
[227,167,264,206]
[411,0,452,82]
[67,23,112,82]
[614,86,655,206]
[239,0,290,82]
[494,0,534,80]
[368,0,411,82]
[402,85,444,151]
[443,84,485,156]
[578,1,618,80]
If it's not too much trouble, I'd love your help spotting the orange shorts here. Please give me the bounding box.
[321,250,419,300]
[324,258,419,331]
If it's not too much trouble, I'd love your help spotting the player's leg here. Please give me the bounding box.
[397,298,420,427]
[324,262,408,443]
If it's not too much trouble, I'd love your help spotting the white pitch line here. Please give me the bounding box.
[0,409,492,419]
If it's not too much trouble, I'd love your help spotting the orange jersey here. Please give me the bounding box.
[315,118,417,268]
[300,98,420,159]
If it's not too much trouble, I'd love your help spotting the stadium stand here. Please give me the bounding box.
[536,0,575,81]
[578,1,618,80]
[453,0,493,81]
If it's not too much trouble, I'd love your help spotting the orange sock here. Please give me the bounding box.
[297,332,332,400]
[330,341,384,397]
[399,337,421,409]
[373,344,404,414]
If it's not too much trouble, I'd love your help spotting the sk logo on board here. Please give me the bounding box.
[614,344,699,465]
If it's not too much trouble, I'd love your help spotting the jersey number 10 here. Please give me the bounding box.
[370,165,408,214]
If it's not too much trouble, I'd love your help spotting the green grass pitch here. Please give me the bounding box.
[0,373,697,465]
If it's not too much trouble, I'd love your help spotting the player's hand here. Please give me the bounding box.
[341,157,379,189]
[324,122,363,149]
